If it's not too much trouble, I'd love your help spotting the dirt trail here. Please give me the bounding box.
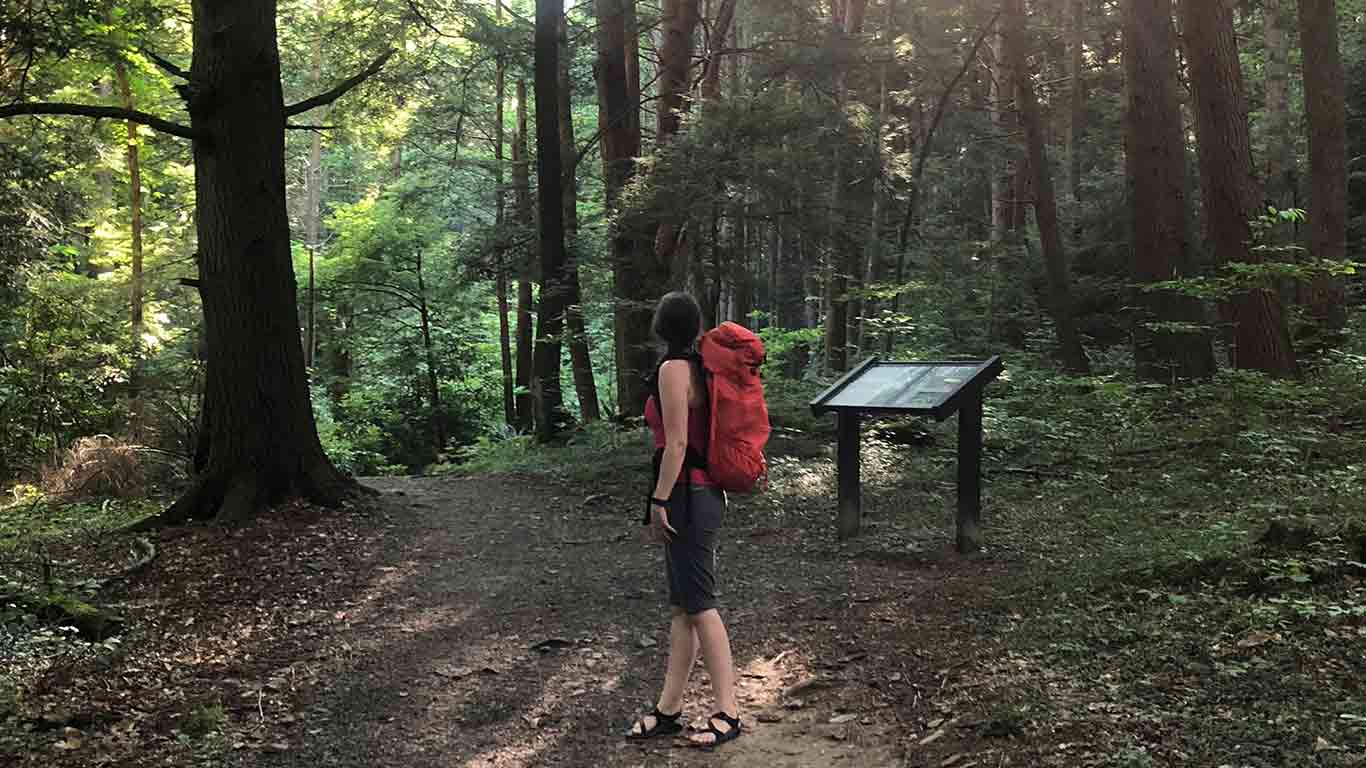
[223,473,990,768]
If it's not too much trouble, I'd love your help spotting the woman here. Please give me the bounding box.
[627,292,741,748]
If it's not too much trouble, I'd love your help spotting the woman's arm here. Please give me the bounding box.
[652,359,692,503]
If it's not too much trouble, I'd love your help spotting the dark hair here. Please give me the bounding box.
[652,291,703,356]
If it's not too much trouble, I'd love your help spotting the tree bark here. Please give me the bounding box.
[559,12,601,423]
[112,57,145,437]
[701,0,738,103]
[1179,0,1298,376]
[1297,0,1349,333]
[167,0,355,524]
[1067,0,1085,203]
[534,0,571,441]
[514,79,536,432]
[301,1,327,370]
[650,0,702,273]
[1004,0,1089,373]
[1125,0,1216,380]
[596,0,649,418]
[989,30,1016,241]
[1263,0,1295,211]
[495,0,515,427]
[415,249,444,451]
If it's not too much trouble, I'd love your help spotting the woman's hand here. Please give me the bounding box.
[650,503,678,543]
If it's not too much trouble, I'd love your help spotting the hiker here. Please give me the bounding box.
[627,291,742,748]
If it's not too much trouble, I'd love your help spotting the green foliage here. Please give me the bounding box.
[181,703,227,738]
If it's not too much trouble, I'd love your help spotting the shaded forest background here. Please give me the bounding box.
[1,0,1363,485]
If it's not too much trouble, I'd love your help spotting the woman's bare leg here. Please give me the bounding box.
[688,608,738,745]
[631,608,697,735]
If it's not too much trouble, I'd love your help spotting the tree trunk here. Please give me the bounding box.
[651,0,702,273]
[495,0,515,427]
[514,79,536,432]
[596,0,649,418]
[168,0,353,524]
[701,0,737,103]
[1067,0,1085,203]
[112,58,145,437]
[1297,0,1349,333]
[1125,0,1216,380]
[415,249,444,451]
[989,30,1016,242]
[1004,0,1089,374]
[559,12,601,423]
[302,1,326,370]
[1263,0,1295,211]
[823,0,869,373]
[858,0,896,356]
[1179,0,1298,376]
[534,0,571,441]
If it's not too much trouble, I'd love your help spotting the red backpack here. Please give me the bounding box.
[697,322,770,493]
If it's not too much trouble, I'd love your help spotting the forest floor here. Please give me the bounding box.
[5,359,1366,767]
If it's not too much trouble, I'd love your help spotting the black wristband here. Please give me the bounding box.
[650,497,671,509]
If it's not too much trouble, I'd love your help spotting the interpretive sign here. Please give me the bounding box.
[810,356,1003,551]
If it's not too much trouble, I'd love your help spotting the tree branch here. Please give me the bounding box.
[139,46,189,79]
[0,102,197,139]
[285,49,396,117]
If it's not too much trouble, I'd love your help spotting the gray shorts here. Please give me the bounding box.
[664,485,725,615]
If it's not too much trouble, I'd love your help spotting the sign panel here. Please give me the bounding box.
[810,356,1003,420]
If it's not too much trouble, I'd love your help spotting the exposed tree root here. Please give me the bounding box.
[121,458,373,533]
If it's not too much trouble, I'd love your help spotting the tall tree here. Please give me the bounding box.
[1003,0,1089,373]
[111,50,146,435]
[1125,0,1216,379]
[1297,0,1349,333]
[650,0,702,273]
[0,0,393,522]
[1263,0,1295,211]
[1067,0,1085,203]
[595,0,649,417]
[494,0,516,427]
[513,78,536,432]
[1179,0,1298,376]
[533,0,570,440]
[301,0,328,371]
[558,12,601,423]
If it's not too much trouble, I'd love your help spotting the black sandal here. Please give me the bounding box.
[626,707,684,741]
[690,711,742,749]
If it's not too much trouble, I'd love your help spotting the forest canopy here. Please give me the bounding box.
[0,0,1362,491]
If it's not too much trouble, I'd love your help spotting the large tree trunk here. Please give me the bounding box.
[534,0,570,441]
[1179,0,1298,376]
[1004,0,1089,374]
[559,13,601,423]
[168,0,353,524]
[495,0,515,427]
[513,79,536,432]
[1263,0,1295,211]
[1125,0,1216,380]
[596,0,649,418]
[112,57,145,437]
[1297,0,1349,333]
[650,0,702,273]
